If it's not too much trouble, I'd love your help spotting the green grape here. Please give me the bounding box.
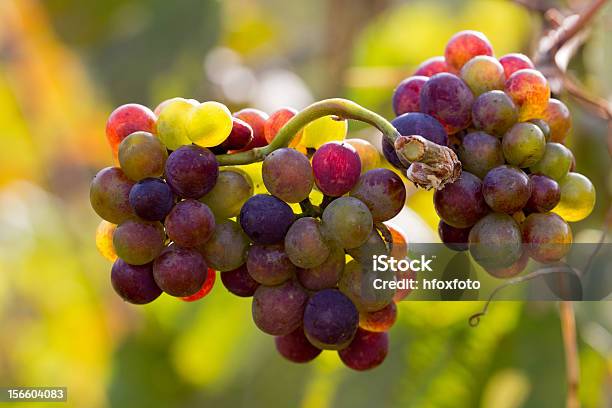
[187,101,233,147]
[321,197,373,249]
[459,55,504,96]
[553,172,596,222]
[529,142,573,181]
[284,217,330,269]
[118,131,168,181]
[468,213,523,269]
[300,116,348,149]
[198,219,250,271]
[502,122,546,168]
[200,168,253,219]
[346,229,388,263]
[339,260,394,312]
[156,98,194,150]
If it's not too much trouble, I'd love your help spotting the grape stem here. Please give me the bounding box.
[216,98,461,189]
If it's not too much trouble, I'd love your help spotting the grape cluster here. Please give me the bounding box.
[92,98,409,371]
[392,30,596,276]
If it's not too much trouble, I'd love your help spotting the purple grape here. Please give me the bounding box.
[111,259,162,304]
[129,178,174,221]
[438,221,471,251]
[468,213,523,269]
[419,72,474,134]
[471,90,518,136]
[350,169,406,222]
[482,165,531,214]
[153,246,208,297]
[247,244,296,285]
[382,137,408,170]
[522,212,572,263]
[525,174,561,213]
[296,243,345,291]
[433,171,489,228]
[303,289,359,350]
[220,264,259,297]
[338,328,388,371]
[392,76,428,115]
[165,199,215,248]
[90,167,135,224]
[252,279,308,336]
[239,194,294,244]
[262,148,314,203]
[112,220,165,265]
[390,112,448,146]
[284,217,330,269]
[275,327,322,363]
[312,142,362,197]
[165,145,219,199]
[456,131,504,179]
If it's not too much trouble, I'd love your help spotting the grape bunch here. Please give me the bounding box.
[392,30,596,277]
[92,97,410,371]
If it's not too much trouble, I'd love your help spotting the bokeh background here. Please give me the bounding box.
[0,0,611,407]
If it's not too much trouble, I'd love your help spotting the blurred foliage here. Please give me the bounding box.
[0,0,610,407]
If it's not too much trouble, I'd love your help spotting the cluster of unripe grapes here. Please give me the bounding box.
[391,30,596,276]
[92,96,411,371]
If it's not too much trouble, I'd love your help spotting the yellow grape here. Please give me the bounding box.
[553,172,596,222]
[157,98,195,150]
[95,220,117,262]
[344,138,380,173]
[300,116,348,148]
[187,101,233,147]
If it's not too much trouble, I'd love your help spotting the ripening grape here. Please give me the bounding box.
[186,101,233,147]
[165,145,219,198]
[388,224,409,260]
[165,200,215,248]
[129,178,175,221]
[247,244,296,285]
[359,302,397,332]
[459,56,505,96]
[502,122,546,168]
[96,220,117,261]
[344,139,380,173]
[275,327,322,363]
[525,174,560,213]
[498,53,534,79]
[156,98,194,150]
[90,167,135,224]
[483,165,531,214]
[338,328,388,371]
[118,131,167,181]
[301,115,348,149]
[220,264,259,297]
[112,220,165,265]
[543,99,572,143]
[312,142,361,196]
[321,197,373,249]
[414,56,448,77]
[181,269,216,302]
[456,131,504,179]
[111,259,162,304]
[350,169,406,222]
[262,148,313,203]
[444,30,494,72]
[252,279,308,336]
[528,119,551,141]
[339,261,395,312]
[471,90,518,137]
[106,103,156,158]
[303,289,359,350]
[198,219,250,272]
[438,221,471,252]
[553,172,596,222]
[419,73,475,134]
[296,243,345,291]
[153,246,208,297]
[284,217,330,269]
[529,142,573,181]
[263,107,301,145]
[234,108,269,148]
[505,68,550,121]
[239,194,295,244]
[346,229,388,263]
[433,171,489,228]
[392,76,428,115]
[485,251,529,279]
[469,213,523,269]
[522,212,572,263]
[200,168,253,219]
[212,117,253,153]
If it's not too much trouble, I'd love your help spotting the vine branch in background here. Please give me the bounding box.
[560,301,581,408]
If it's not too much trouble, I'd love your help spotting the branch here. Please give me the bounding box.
[560,301,580,408]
